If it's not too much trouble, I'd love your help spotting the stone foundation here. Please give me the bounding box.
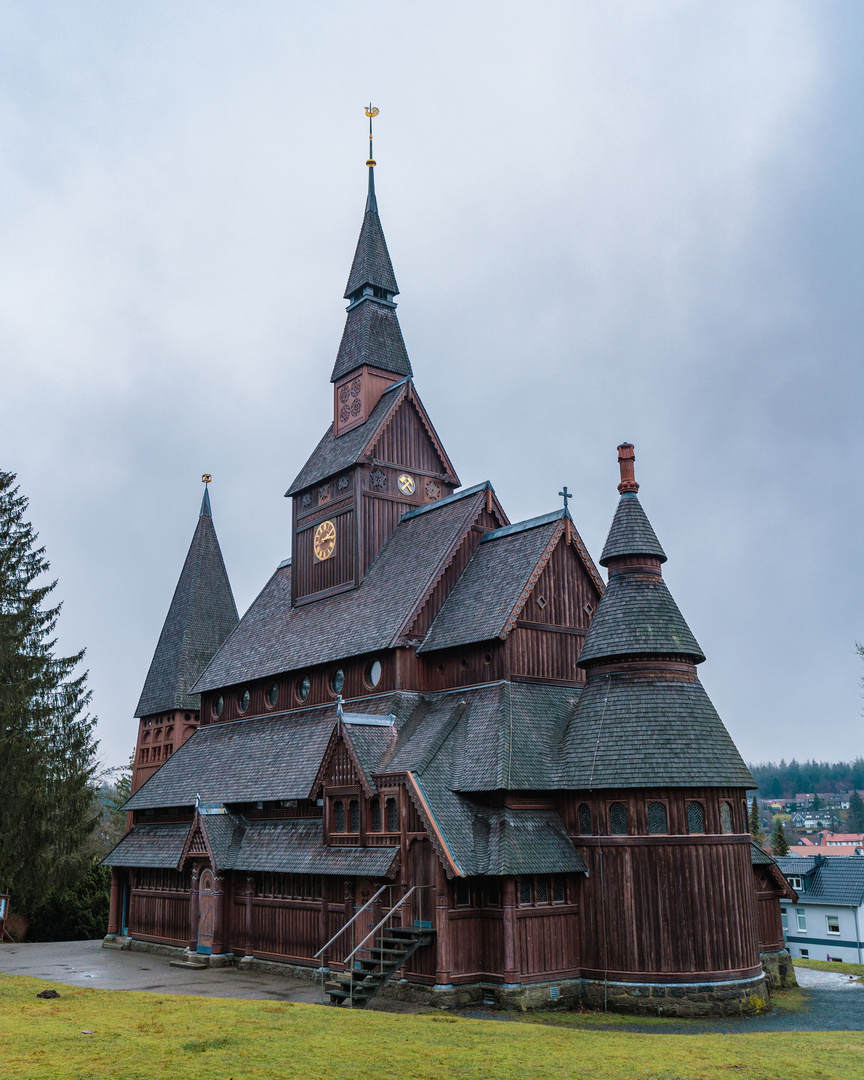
[760,949,797,989]
[102,937,772,1016]
[580,973,771,1017]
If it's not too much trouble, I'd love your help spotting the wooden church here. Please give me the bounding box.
[105,138,791,1015]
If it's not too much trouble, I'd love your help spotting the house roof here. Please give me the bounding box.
[576,571,705,667]
[101,822,189,868]
[560,672,754,789]
[192,484,491,691]
[418,511,568,653]
[600,492,666,566]
[788,845,864,859]
[135,494,239,717]
[775,856,864,907]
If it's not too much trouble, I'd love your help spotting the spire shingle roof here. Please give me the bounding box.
[600,492,666,566]
[134,496,238,717]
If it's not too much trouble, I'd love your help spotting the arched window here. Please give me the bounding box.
[386,797,398,832]
[609,802,628,835]
[334,800,345,832]
[720,801,733,834]
[349,799,360,833]
[648,801,668,834]
[578,803,592,835]
[370,798,381,832]
[687,801,705,834]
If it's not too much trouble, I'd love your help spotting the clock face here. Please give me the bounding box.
[398,473,415,495]
[313,520,336,561]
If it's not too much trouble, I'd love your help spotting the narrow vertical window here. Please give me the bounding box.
[553,877,565,904]
[609,802,628,835]
[796,908,806,932]
[386,797,398,832]
[647,802,668,834]
[578,803,592,835]
[519,879,532,905]
[370,798,381,832]
[455,881,471,907]
[349,799,360,833]
[720,801,733,834]
[687,802,705,834]
[334,800,345,832]
[535,878,548,904]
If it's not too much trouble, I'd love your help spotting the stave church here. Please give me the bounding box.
[104,123,796,1014]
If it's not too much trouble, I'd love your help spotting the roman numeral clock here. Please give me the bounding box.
[313,520,336,562]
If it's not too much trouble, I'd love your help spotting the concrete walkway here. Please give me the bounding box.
[0,939,423,1012]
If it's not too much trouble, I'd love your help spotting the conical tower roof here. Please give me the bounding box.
[135,486,239,717]
[561,444,752,789]
[331,162,413,383]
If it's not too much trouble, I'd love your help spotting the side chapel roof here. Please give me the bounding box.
[135,489,238,717]
[419,509,601,653]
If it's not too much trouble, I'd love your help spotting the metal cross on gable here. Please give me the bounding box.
[559,486,572,509]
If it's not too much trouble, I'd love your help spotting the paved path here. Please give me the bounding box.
[0,940,423,1012]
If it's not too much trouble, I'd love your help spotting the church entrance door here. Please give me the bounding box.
[353,878,376,961]
[197,869,216,954]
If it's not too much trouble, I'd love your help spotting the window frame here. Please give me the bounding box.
[796,907,807,933]
[826,914,840,935]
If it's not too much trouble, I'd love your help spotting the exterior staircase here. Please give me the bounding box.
[325,925,435,1007]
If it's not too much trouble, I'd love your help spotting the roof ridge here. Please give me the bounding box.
[481,508,566,541]
[401,480,492,521]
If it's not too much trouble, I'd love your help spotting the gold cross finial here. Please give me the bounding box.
[202,473,212,484]
[365,104,379,166]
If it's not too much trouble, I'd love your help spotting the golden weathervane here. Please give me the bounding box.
[366,104,379,166]
[202,473,212,484]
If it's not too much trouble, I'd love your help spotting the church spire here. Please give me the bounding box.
[331,106,412,385]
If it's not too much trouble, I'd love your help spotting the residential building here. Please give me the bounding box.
[775,856,864,963]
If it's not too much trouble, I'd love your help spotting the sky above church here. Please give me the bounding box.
[1,2,862,772]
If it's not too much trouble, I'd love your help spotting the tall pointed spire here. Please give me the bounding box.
[331,106,411,384]
[134,483,239,718]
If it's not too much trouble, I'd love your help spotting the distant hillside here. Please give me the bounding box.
[748,759,864,798]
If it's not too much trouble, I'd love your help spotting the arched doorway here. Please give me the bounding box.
[197,868,216,954]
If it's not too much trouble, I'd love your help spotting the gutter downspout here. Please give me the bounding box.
[854,903,863,965]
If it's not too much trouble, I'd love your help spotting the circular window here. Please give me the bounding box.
[483,652,494,665]
[330,668,345,695]
[267,682,279,708]
[214,695,224,719]
[238,689,250,713]
[297,675,311,702]
[460,656,469,669]
[366,659,382,688]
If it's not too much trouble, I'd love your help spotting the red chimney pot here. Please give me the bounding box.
[617,443,639,494]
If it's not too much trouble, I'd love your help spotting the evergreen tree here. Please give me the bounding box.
[770,819,790,856]
[749,797,766,846]
[848,790,864,833]
[812,793,822,811]
[0,471,98,911]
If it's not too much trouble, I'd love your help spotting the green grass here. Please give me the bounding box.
[794,957,864,980]
[1,973,863,1080]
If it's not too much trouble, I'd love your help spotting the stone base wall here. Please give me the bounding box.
[760,949,797,989]
[580,974,770,1017]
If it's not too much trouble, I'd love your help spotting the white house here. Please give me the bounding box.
[775,856,864,963]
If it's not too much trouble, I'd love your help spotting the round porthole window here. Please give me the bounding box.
[331,668,345,695]
[238,689,250,713]
[214,695,224,719]
[297,675,311,702]
[267,682,279,708]
[366,659,382,688]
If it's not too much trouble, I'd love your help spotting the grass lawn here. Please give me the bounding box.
[2,974,863,1080]
[794,957,864,981]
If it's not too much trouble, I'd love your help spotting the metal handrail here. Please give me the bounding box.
[313,883,389,959]
[342,884,435,966]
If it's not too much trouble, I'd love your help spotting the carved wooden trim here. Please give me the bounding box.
[309,724,376,800]
[568,525,605,595]
[404,771,462,880]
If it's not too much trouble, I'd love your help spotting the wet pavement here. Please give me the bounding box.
[0,939,424,1012]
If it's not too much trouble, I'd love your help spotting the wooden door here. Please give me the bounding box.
[197,869,216,953]
[353,878,376,959]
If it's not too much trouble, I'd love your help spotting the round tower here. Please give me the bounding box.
[564,444,767,1016]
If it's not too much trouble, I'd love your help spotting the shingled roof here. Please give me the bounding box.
[331,301,412,384]
[560,671,753,788]
[192,484,491,691]
[343,168,399,300]
[419,511,568,653]
[134,492,238,718]
[576,572,704,667]
[600,492,666,566]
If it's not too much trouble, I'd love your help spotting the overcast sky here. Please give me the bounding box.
[2,2,862,771]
